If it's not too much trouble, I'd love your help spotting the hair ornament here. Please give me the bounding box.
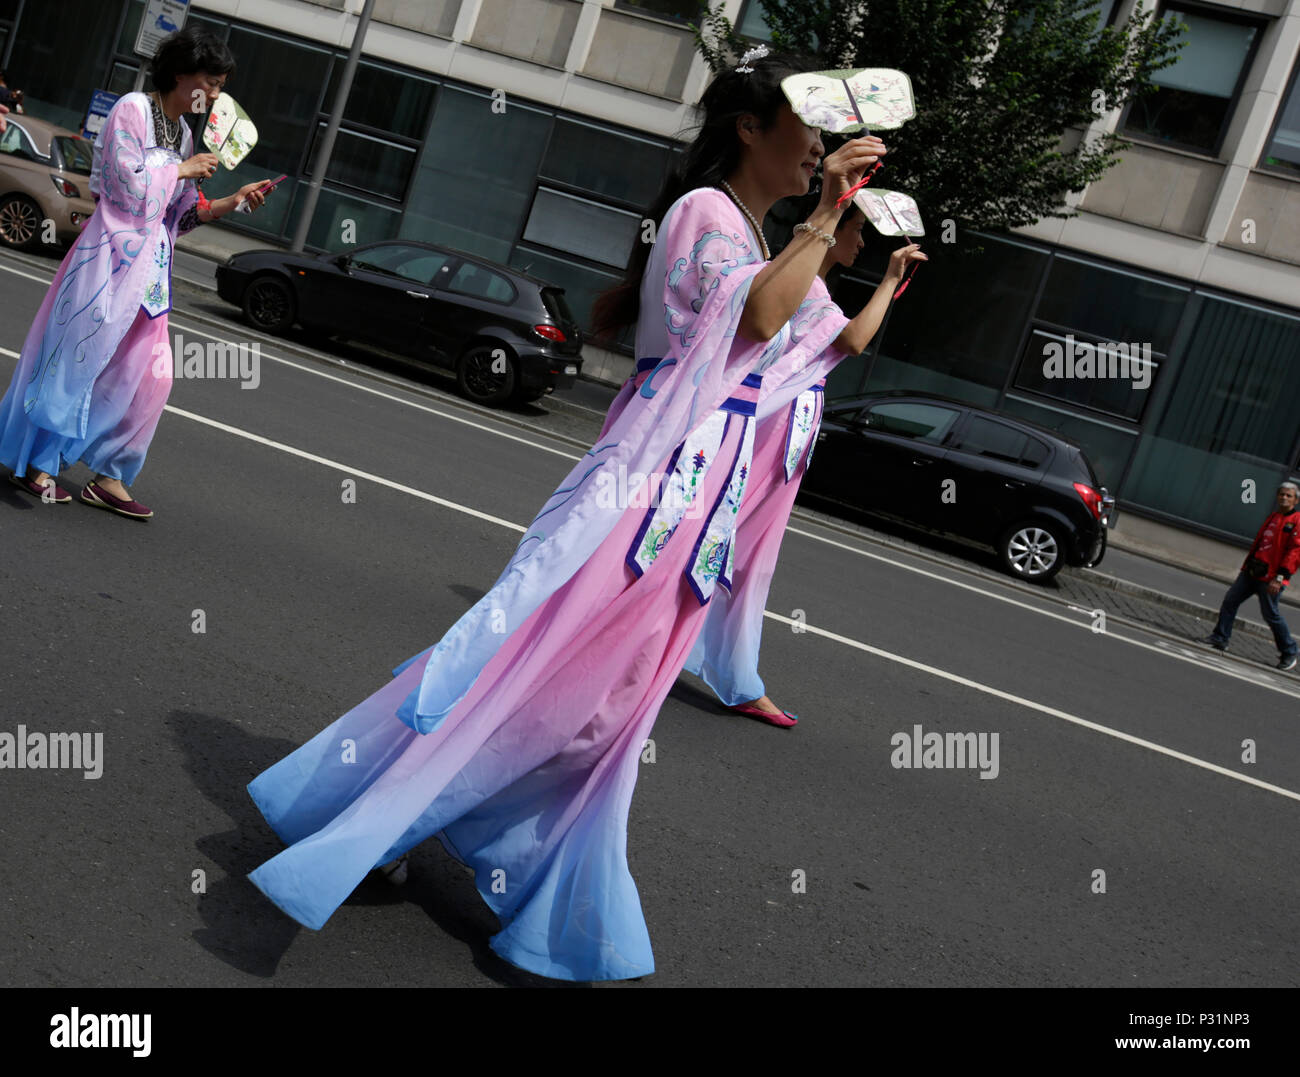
[736,45,770,74]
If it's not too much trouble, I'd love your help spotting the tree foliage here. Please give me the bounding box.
[694,1,1185,239]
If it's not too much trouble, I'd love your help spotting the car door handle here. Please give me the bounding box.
[1004,479,1026,488]
[405,290,428,299]
[910,458,934,466]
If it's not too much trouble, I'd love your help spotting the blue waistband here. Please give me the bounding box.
[720,397,756,416]
[636,356,764,391]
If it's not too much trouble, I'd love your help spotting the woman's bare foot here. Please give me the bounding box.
[741,695,785,716]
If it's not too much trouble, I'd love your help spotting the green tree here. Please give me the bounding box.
[695,1,1185,239]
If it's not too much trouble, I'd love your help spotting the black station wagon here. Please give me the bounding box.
[215,239,583,406]
[798,391,1114,582]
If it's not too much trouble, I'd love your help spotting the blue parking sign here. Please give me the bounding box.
[83,90,120,142]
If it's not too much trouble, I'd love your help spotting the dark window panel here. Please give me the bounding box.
[540,117,670,206]
[307,122,418,201]
[1013,328,1158,423]
[224,25,332,177]
[323,58,435,141]
[1035,255,1186,352]
[401,86,551,264]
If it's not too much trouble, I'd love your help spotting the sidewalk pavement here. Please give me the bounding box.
[175,222,1300,676]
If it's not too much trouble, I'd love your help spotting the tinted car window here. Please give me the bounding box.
[447,262,516,303]
[352,244,450,285]
[864,402,960,443]
[0,123,38,161]
[541,286,574,325]
[54,136,93,175]
[953,415,1049,468]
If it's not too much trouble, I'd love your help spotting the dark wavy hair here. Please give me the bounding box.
[590,52,809,343]
[150,26,236,93]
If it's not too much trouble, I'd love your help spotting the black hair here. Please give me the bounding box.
[149,26,235,94]
[590,51,809,342]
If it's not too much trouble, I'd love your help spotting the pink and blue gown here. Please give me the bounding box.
[0,92,198,485]
[246,188,850,981]
[599,281,838,709]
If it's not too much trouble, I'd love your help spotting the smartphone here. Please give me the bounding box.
[236,175,288,213]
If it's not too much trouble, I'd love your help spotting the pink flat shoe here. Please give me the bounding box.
[10,473,71,502]
[80,481,153,520]
[729,703,799,728]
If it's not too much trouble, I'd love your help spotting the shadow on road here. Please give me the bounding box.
[171,708,589,987]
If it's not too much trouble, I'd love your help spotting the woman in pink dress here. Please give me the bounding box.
[607,206,924,726]
[246,53,922,982]
[0,27,266,519]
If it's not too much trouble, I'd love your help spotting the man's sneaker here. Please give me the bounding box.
[1201,635,1227,652]
[1278,654,1297,672]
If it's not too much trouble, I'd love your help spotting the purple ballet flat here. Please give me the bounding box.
[80,481,153,520]
[9,472,71,503]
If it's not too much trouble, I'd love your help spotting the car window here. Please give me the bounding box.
[352,245,450,285]
[863,402,960,443]
[447,262,516,303]
[953,415,1049,469]
[0,123,38,161]
[54,136,93,176]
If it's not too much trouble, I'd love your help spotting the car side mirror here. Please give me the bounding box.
[333,253,351,271]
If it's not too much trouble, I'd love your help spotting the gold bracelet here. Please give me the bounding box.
[794,222,836,247]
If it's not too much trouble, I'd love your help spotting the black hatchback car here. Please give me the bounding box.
[215,239,583,406]
[798,391,1114,582]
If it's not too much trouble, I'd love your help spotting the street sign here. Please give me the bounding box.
[135,0,190,60]
[82,90,120,142]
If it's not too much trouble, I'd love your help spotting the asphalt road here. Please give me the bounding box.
[0,243,1296,989]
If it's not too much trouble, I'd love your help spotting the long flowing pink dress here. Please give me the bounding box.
[246,188,850,981]
[0,92,198,485]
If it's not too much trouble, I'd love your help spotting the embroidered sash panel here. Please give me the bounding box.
[784,383,825,482]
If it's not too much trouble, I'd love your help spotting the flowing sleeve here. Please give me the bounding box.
[754,274,851,419]
[94,94,180,226]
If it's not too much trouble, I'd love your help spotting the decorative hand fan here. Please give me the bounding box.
[781,69,915,135]
[203,93,258,169]
[783,68,916,208]
[852,188,925,300]
[853,188,924,237]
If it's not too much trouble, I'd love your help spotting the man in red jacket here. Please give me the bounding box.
[1204,482,1300,670]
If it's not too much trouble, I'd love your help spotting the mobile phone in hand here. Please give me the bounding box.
[236,175,288,213]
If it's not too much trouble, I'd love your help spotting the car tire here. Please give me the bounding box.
[242,274,296,333]
[0,194,43,251]
[998,520,1065,583]
[456,344,517,407]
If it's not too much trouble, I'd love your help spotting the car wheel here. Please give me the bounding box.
[456,344,516,407]
[0,195,43,251]
[242,274,296,333]
[999,521,1065,583]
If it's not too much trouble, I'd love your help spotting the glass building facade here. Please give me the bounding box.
[829,234,1300,542]
[3,0,1297,544]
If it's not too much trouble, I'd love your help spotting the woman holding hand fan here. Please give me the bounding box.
[245,49,922,983]
[0,26,268,519]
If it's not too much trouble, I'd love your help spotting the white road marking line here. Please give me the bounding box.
[762,611,1300,803]
[0,259,582,464]
[154,407,1300,803]
[2,333,1296,704]
[165,316,583,463]
[786,525,1300,702]
[0,260,57,285]
[164,404,526,534]
[2,332,1293,799]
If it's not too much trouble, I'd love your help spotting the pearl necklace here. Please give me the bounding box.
[720,179,771,262]
[151,93,181,151]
